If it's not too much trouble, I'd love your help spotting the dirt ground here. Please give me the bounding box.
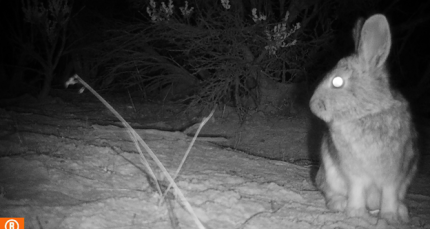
[0,90,429,229]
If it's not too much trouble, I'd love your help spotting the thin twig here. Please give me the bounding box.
[160,107,216,203]
[66,74,207,229]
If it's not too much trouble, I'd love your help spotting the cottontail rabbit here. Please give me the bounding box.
[310,14,418,224]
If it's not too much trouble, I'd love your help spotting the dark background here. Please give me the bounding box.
[0,0,429,113]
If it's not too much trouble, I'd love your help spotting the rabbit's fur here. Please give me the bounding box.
[310,14,418,224]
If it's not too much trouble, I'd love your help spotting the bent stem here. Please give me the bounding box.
[65,74,207,229]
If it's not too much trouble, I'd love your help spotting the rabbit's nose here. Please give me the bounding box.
[310,98,332,122]
[310,98,326,113]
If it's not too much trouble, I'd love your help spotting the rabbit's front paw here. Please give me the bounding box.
[326,195,347,211]
[380,202,410,225]
[346,207,374,223]
[346,207,368,217]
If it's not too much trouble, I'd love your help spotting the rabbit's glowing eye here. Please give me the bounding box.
[332,76,344,88]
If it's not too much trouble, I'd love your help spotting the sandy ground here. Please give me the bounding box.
[0,91,429,229]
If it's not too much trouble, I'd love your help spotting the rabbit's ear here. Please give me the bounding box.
[357,14,391,69]
[353,17,364,50]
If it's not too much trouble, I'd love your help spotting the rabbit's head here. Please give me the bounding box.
[310,15,399,123]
